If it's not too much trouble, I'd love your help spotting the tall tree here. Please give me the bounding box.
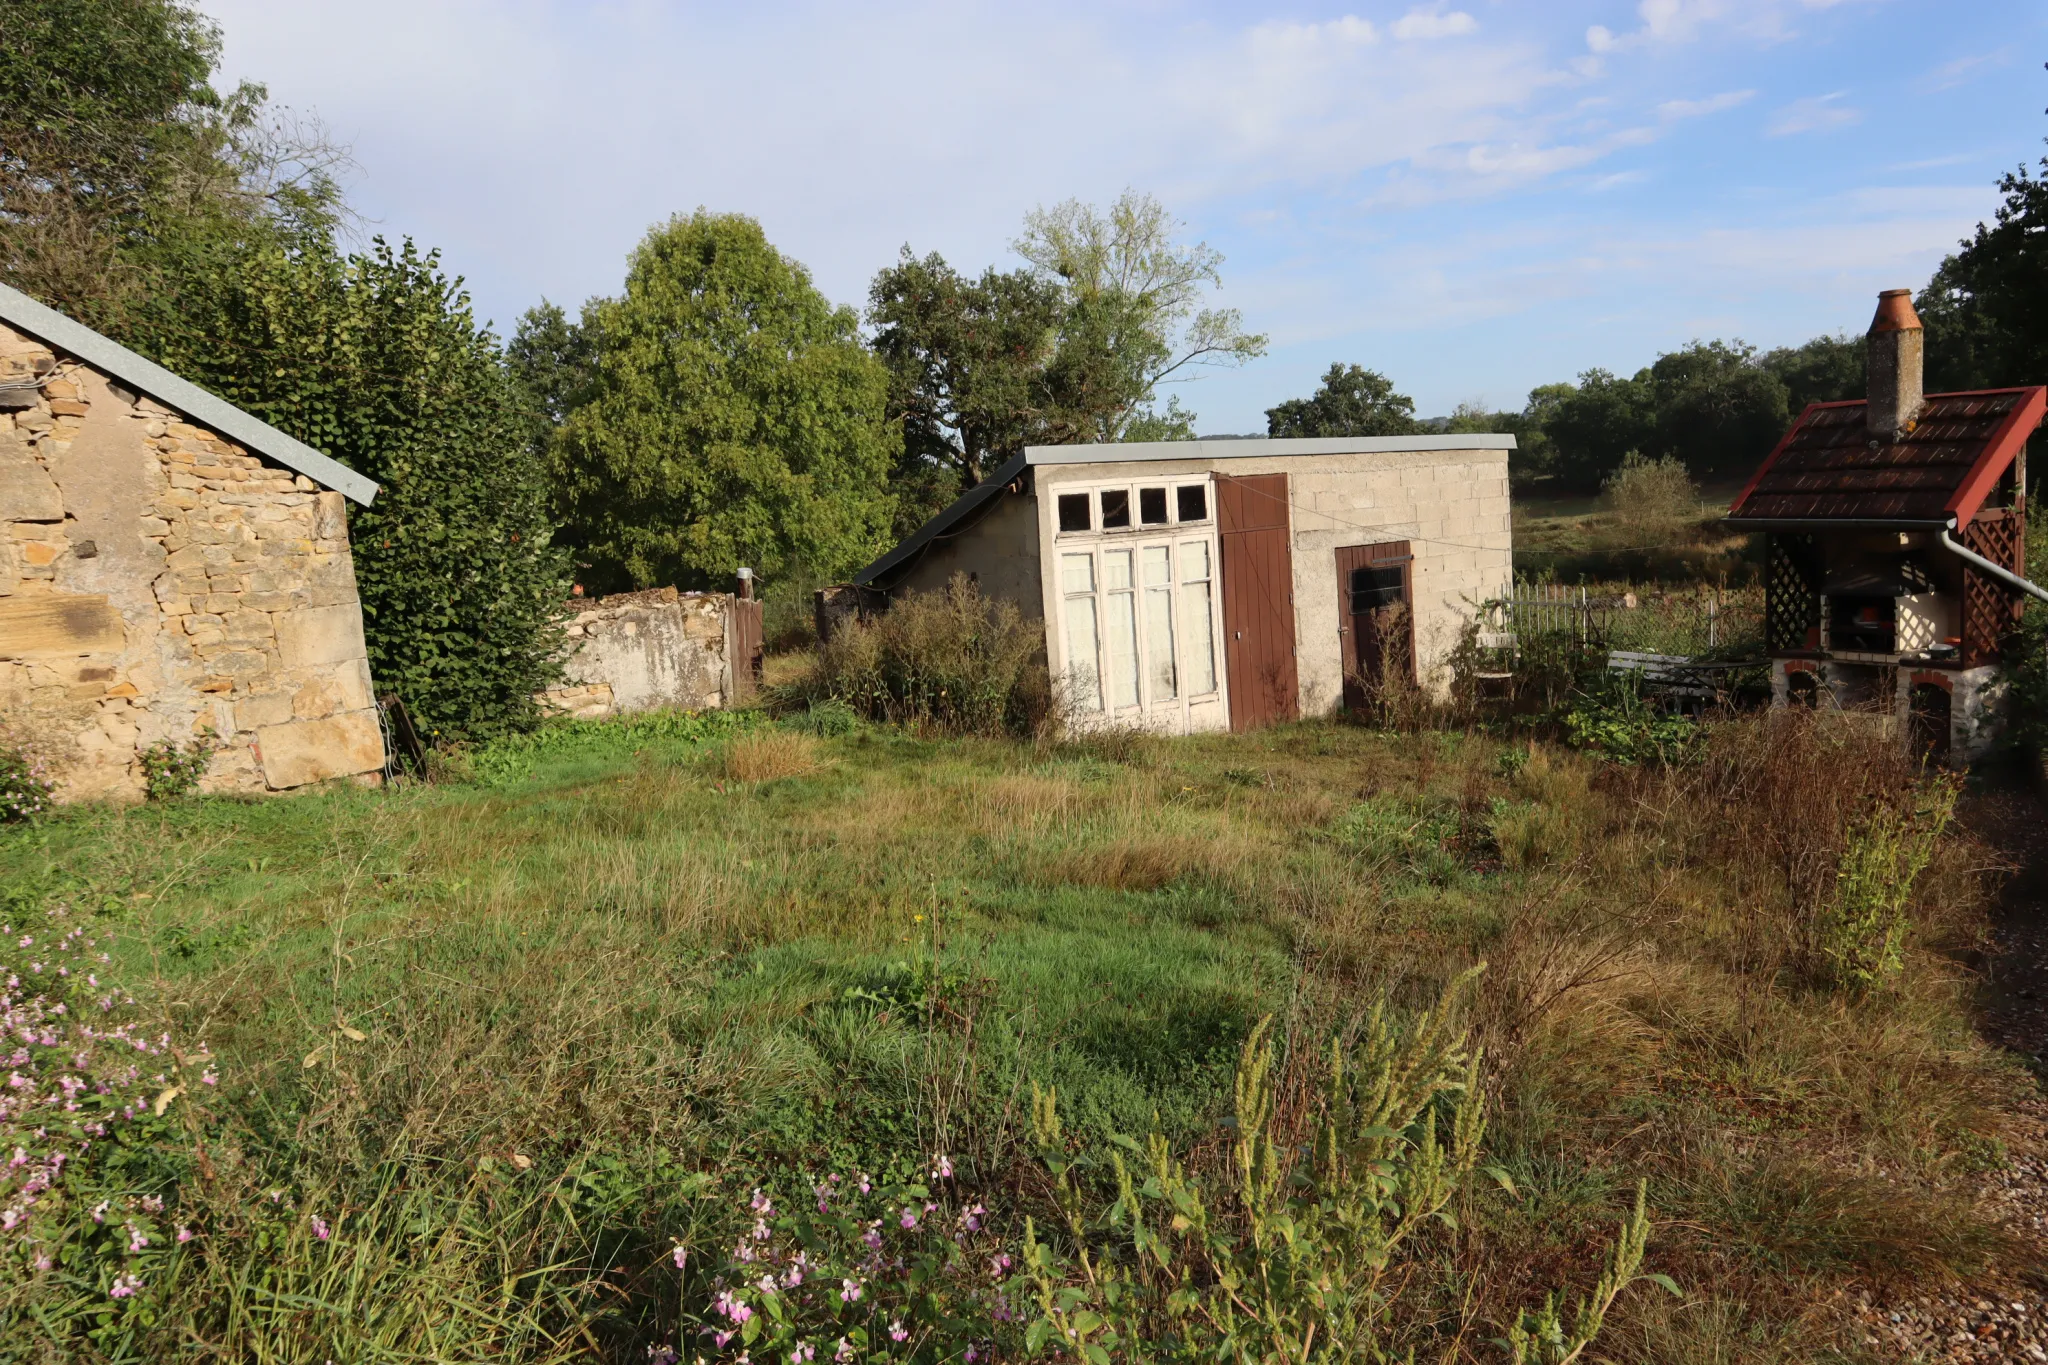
[1918,149,2048,392]
[1014,191,1266,439]
[1763,333,1865,412]
[1645,340,1789,482]
[555,211,899,593]
[0,0,348,331]
[1265,363,1420,438]
[151,236,568,739]
[507,299,599,460]
[867,251,1065,532]
[1542,369,1656,490]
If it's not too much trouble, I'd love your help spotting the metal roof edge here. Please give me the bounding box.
[854,453,1029,587]
[1023,433,1517,464]
[1721,516,1955,531]
[0,281,379,506]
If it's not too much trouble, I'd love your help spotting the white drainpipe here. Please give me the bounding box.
[1938,520,2048,605]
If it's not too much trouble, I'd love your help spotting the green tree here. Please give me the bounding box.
[1763,333,1865,412]
[1918,149,2048,392]
[867,251,1066,532]
[1014,190,1266,440]
[1646,340,1789,483]
[1543,368,1656,491]
[555,211,899,593]
[0,0,347,331]
[1266,363,1421,438]
[869,194,1261,533]
[507,299,599,461]
[149,237,567,739]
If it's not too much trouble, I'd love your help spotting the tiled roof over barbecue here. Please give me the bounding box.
[1728,387,2046,526]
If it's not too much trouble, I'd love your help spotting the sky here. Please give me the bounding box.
[199,0,2048,435]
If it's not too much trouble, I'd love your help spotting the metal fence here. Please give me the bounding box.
[1482,582,1764,661]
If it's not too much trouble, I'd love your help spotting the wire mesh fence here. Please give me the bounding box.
[1481,582,1766,661]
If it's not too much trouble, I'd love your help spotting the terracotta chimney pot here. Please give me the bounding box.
[1866,288,1924,441]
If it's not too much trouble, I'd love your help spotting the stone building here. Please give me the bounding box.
[854,434,1514,733]
[0,282,387,800]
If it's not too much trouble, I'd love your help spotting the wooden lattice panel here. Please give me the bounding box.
[1765,533,1819,653]
[1961,507,2026,665]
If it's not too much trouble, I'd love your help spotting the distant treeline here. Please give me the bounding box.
[1266,219,2048,494]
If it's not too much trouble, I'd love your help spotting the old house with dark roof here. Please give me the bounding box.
[0,283,387,800]
[1726,288,2048,762]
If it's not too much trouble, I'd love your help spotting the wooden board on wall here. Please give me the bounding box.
[1215,473,1298,731]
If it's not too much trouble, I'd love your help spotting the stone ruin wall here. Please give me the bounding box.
[537,587,733,720]
[0,322,384,800]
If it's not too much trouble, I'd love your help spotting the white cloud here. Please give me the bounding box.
[1916,49,2010,94]
[1656,89,1755,119]
[1768,93,1863,136]
[1390,8,1477,41]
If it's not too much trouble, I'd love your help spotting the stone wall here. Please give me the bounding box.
[537,587,733,720]
[0,322,384,800]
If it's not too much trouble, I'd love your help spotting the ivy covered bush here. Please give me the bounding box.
[136,237,569,741]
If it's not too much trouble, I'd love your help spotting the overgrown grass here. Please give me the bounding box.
[0,708,2030,1361]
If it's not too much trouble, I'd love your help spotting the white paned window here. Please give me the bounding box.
[1143,545,1177,700]
[1180,538,1217,696]
[1049,475,1224,732]
[1061,553,1102,712]
[1103,549,1140,709]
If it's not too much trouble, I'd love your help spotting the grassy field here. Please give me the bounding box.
[1512,484,1758,585]
[0,706,2037,1361]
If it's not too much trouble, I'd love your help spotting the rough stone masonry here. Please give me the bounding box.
[0,320,385,800]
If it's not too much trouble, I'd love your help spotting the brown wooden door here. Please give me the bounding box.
[729,597,764,701]
[1216,474,1299,731]
[1334,542,1414,712]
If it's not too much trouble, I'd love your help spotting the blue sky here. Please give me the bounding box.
[201,0,2046,434]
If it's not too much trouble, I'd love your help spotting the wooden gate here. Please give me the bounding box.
[1334,541,1414,711]
[729,596,764,702]
[1216,473,1298,731]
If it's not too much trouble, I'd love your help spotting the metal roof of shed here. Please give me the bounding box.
[0,281,378,506]
[855,433,1516,588]
[1726,387,2044,529]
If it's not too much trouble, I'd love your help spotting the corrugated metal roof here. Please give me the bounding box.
[1727,388,2045,527]
[0,282,378,506]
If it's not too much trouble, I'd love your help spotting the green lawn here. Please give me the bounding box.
[0,711,2032,1361]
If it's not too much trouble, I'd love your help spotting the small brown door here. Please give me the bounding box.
[1216,474,1299,731]
[729,597,764,701]
[1335,542,1414,712]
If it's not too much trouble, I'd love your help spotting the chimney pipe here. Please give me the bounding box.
[1866,288,1924,442]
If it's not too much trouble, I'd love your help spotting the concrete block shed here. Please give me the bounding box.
[0,282,387,800]
[855,436,1515,733]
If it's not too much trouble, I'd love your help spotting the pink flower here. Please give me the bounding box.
[899,1209,918,1230]
[889,1321,908,1343]
[750,1189,773,1214]
[840,1278,863,1303]
[310,1216,331,1241]
[671,1243,687,1270]
[789,1343,815,1364]
[126,1222,148,1252]
[108,1273,141,1299]
[176,1225,194,1243]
